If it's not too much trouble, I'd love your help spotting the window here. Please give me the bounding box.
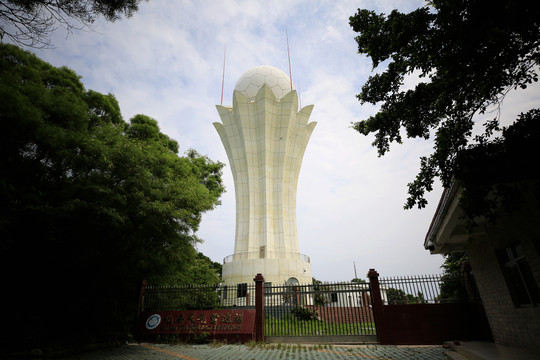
[331,292,338,303]
[222,285,228,300]
[237,283,247,298]
[286,277,299,286]
[497,243,540,307]
[264,282,272,295]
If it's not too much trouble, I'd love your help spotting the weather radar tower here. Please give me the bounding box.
[214,65,316,290]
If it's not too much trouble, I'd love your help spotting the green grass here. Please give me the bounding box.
[264,316,376,336]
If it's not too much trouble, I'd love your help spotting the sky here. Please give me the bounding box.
[16,0,540,281]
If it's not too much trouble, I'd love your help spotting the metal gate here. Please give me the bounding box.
[264,282,377,343]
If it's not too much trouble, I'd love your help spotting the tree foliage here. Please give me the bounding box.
[438,253,469,302]
[180,251,223,284]
[455,109,540,228]
[349,0,540,215]
[0,43,224,350]
[386,288,425,304]
[312,277,327,305]
[351,278,366,283]
[0,0,143,48]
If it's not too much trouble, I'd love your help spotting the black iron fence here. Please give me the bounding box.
[137,271,481,342]
[378,273,472,304]
[264,282,376,336]
[139,283,256,312]
[369,268,491,345]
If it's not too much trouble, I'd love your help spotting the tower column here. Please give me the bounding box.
[214,66,316,287]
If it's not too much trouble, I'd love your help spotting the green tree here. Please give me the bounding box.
[349,0,540,220]
[454,109,540,227]
[0,0,143,48]
[438,253,469,302]
[312,277,327,305]
[180,251,223,284]
[351,278,366,283]
[386,288,406,304]
[386,288,425,304]
[412,291,425,304]
[0,44,224,350]
[440,253,468,278]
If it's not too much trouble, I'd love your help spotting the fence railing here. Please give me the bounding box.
[378,273,471,304]
[264,282,376,336]
[139,283,256,312]
[223,252,310,263]
[368,268,490,345]
[139,274,473,312]
[138,268,480,342]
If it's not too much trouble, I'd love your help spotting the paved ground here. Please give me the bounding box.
[62,343,450,360]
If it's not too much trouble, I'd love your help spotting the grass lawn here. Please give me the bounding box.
[264,317,376,336]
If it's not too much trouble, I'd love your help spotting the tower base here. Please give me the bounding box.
[222,257,312,286]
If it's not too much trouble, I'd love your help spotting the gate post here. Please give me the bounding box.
[368,269,386,344]
[253,273,265,342]
[137,280,147,316]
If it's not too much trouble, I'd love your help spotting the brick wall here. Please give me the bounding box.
[306,305,375,324]
[466,201,540,351]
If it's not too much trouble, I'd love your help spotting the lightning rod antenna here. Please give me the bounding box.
[221,44,226,106]
[298,79,302,109]
[286,28,293,90]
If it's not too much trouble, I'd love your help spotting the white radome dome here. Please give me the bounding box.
[234,65,294,101]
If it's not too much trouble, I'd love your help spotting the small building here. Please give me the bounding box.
[425,181,540,351]
[322,282,388,308]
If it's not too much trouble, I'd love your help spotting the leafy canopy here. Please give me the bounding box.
[0,43,224,349]
[0,0,143,48]
[349,0,540,211]
[438,253,469,302]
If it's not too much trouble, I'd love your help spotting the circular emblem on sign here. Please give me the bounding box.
[145,314,161,330]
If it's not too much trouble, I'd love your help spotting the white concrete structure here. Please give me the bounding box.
[214,65,316,288]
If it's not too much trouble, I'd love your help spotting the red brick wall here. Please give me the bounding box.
[306,305,375,323]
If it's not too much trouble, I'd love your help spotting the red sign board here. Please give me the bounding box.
[138,309,256,336]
